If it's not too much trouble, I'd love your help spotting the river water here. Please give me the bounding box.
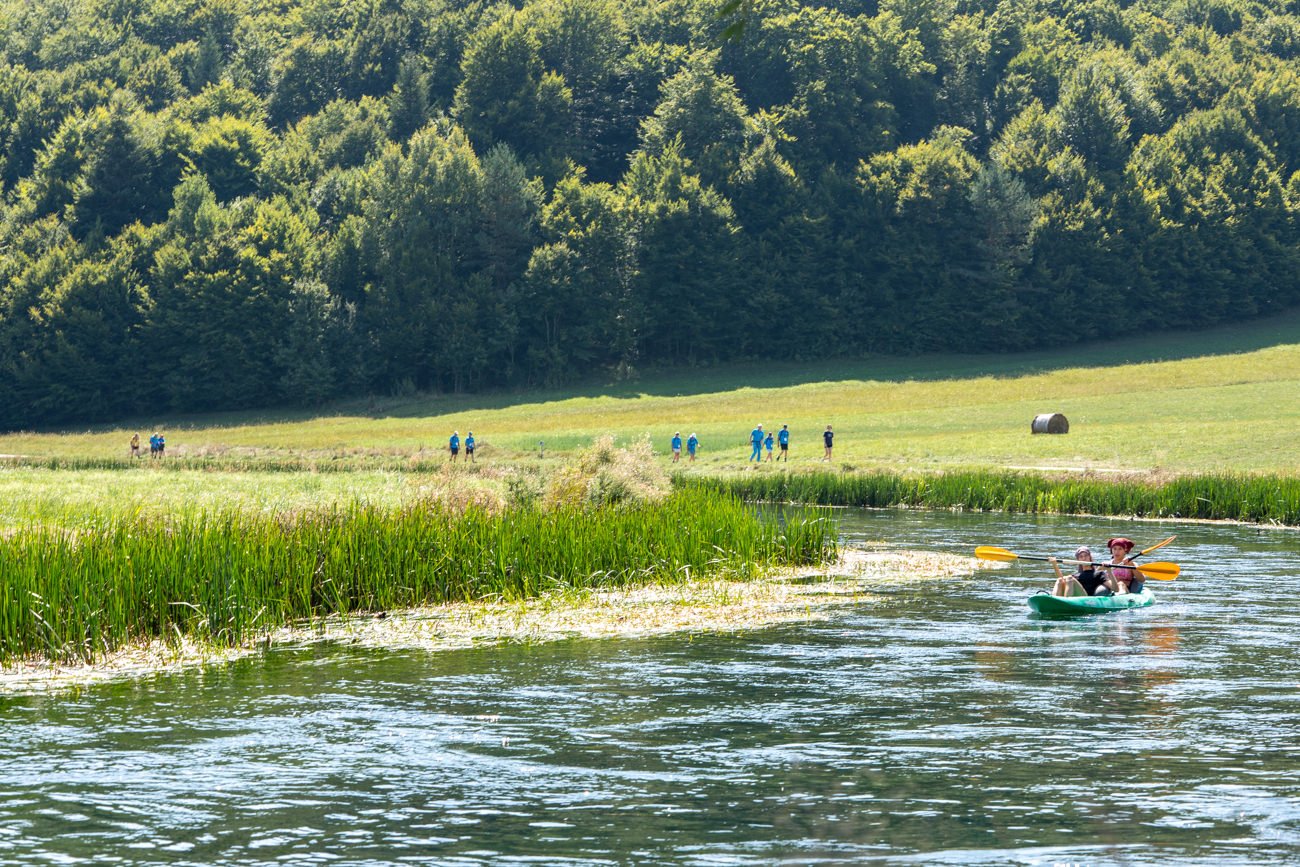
[3,509,1299,865]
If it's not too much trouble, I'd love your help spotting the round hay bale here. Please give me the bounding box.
[1031,413,1069,434]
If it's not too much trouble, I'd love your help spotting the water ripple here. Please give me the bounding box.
[1,511,1299,864]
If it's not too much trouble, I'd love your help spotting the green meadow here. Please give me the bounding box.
[3,308,1299,483]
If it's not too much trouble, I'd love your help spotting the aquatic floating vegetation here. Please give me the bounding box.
[0,489,836,665]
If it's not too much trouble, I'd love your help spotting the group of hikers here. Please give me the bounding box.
[128,432,166,458]
[447,431,477,461]
[1048,537,1143,597]
[667,424,838,463]
[451,426,845,463]
[745,424,834,463]
[670,432,702,462]
[123,422,839,465]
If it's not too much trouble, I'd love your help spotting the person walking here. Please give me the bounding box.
[149,432,159,458]
[777,425,789,461]
[687,433,699,462]
[822,425,834,461]
[465,431,476,462]
[764,430,775,462]
[130,433,141,459]
[671,432,682,463]
[157,432,166,458]
[749,424,764,462]
[449,431,460,461]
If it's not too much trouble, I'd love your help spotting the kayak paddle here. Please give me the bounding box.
[1133,535,1176,560]
[974,546,1180,580]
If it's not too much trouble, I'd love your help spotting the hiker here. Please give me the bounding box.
[671,432,682,463]
[822,425,833,461]
[1101,538,1141,595]
[465,431,476,462]
[764,430,774,461]
[130,433,140,459]
[687,433,699,462]
[1049,546,1109,597]
[149,432,160,458]
[449,431,460,461]
[777,424,789,461]
[749,424,764,462]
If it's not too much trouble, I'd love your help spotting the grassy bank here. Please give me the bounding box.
[0,488,836,664]
[680,470,1300,525]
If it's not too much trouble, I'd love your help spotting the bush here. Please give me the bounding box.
[544,436,670,509]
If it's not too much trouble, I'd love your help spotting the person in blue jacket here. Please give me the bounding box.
[687,433,699,462]
[671,432,682,462]
[749,424,764,462]
[465,431,476,462]
[764,430,774,461]
[777,424,789,461]
[449,431,460,461]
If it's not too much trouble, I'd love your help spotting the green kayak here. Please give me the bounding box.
[1027,588,1154,615]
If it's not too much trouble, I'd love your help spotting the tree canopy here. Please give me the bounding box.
[1,0,1297,428]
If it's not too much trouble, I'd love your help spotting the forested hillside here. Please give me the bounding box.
[0,0,1297,428]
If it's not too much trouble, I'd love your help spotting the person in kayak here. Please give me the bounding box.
[1101,537,1141,594]
[1049,546,1109,597]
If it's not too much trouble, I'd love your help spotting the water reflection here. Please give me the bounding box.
[1144,624,1181,656]
[0,510,1297,864]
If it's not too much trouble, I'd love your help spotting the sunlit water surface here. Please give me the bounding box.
[3,510,1299,865]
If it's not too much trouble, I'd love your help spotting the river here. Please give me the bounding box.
[2,509,1299,865]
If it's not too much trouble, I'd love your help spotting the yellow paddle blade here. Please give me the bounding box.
[1135,561,1180,580]
[1139,535,1177,557]
[975,546,1018,562]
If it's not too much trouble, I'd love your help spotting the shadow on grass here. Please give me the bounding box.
[74,306,1300,433]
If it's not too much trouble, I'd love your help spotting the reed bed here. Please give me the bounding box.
[0,489,836,664]
[679,470,1300,525]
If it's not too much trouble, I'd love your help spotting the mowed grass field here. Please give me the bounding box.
[3,308,1299,519]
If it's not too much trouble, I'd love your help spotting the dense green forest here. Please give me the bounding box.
[0,0,1297,428]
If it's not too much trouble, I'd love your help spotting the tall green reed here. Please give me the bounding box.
[0,489,836,664]
[678,470,1300,525]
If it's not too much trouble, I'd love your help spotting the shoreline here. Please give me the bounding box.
[0,548,978,693]
[813,502,1300,531]
[681,469,1300,528]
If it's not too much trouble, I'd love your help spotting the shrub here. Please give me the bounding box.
[544,436,670,509]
